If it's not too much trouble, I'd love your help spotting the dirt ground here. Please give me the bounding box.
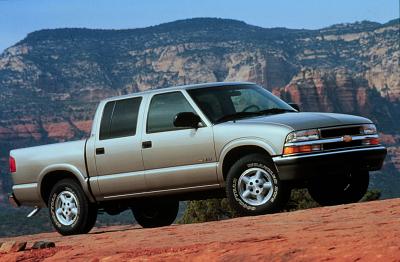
[0,198,399,261]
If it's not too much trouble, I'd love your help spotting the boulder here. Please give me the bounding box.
[31,241,56,249]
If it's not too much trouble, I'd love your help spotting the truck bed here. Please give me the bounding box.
[10,139,88,206]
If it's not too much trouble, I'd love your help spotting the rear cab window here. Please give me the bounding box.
[99,97,142,140]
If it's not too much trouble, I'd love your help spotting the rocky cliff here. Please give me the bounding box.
[0,18,399,198]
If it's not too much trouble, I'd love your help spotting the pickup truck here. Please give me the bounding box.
[9,82,387,235]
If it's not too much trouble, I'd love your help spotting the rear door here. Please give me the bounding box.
[94,96,146,197]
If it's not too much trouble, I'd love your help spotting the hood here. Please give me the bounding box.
[235,112,372,130]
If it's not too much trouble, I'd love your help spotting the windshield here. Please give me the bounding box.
[187,84,296,123]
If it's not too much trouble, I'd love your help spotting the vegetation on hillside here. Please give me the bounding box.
[179,189,381,224]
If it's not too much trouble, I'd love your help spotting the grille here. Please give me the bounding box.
[320,126,362,139]
[323,140,363,151]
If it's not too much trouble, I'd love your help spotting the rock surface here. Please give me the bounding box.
[0,198,399,261]
[31,241,55,250]
[0,241,26,253]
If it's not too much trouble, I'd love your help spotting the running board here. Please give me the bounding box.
[27,207,41,218]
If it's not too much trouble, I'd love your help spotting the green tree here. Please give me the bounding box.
[285,189,319,211]
[179,198,235,224]
[361,189,381,202]
[179,189,381,224]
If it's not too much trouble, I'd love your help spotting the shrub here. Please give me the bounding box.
[179,189,381,224]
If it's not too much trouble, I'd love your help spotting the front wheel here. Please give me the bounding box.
[131,199,179,228]
[48,179,97,236]
[307,170,369,206]
[226,154,291,216]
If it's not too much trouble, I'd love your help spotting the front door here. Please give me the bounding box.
[141,91,218,191]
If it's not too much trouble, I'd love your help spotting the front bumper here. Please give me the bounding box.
[273,146,387,180]
[8,193,20,207]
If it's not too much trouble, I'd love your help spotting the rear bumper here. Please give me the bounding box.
[9,183,44,207]
[8,193,20,207]
[273,146,387,180]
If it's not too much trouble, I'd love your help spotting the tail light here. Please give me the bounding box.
[9,156,16,173]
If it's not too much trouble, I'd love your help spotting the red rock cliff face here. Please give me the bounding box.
[276,68,372,115]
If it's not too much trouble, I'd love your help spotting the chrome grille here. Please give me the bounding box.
[319,126,363,151]
[319,126,362,139]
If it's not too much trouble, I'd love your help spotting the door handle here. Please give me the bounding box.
[142,141,152,149]
[96,147,105,155]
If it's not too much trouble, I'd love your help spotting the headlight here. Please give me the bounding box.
[285,129,320,143]
[361,124,379,145]
[361,124,377,135]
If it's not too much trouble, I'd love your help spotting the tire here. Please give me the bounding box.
[226,154,290,216]
[307,170,369,206]
[131,199,179,228]
[48,178,98,235]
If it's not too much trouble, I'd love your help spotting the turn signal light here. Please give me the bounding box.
[283,144,321,155]
[362,138,380,145]
[9,156,16,173]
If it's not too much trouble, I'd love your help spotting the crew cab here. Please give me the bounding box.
[9,82,387,235]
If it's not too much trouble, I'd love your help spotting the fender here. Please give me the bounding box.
[37,164,96,203]
[216,137,278,185]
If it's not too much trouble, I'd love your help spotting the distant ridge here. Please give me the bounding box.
[16,17,398,48]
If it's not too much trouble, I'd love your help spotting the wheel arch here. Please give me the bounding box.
[217,138,277,184]
[38,164,95,205]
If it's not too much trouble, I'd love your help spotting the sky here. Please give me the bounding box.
[0,0,399,52]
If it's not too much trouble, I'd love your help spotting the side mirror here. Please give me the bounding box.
[288,103,300,111]
[173,112,201,128]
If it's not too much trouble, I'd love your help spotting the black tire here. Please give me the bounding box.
[226,154,291,216]
[48,178,97,236]
[131,199,179,228]
[307,170,369,206]
[83,206,98,233]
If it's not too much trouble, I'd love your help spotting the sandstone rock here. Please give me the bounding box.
[278,68,371,114]
[0,241,26,253]
[0,198,400,260]
[31,241,56,249]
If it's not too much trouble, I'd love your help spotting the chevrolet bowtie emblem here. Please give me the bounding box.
[342,135,352,142]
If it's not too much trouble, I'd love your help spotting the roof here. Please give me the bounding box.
[102,81,255,102]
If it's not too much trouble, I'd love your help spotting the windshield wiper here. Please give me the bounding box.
[216,112,260,123]
[256,108,297,115]
[216,108,296,123]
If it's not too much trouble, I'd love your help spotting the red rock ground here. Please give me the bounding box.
[1,198,399,261]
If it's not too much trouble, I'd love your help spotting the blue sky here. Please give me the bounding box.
[0,0,398,52]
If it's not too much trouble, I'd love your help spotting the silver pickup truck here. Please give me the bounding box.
[9,82,387,235]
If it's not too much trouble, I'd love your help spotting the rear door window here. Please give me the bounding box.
[99,97,142,140]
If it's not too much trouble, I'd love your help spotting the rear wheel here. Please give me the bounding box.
[307,170,369,206]
[131,199,179,228]
[226,154,291,216]
[48,179,97,235]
